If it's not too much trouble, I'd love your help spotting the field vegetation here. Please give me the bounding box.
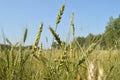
[0,3,120,80]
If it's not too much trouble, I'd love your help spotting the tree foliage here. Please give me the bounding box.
[103,16,120,49]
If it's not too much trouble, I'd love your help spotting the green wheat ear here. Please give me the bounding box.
[86,43,97,54]
[23,27,28,43]
[33,23,43,51]
[56,3,65,27]
[70,12,75,36]
[6,38,12,45]
[49,26,62,46]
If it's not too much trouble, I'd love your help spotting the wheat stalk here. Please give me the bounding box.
[88,62,95,80]
[49,26,62,46]
[77,73,82,80]
[38,42,43,56]
[69,43,73,58]
[98,67,104,80]
[70,12,75,36]
[86,43,96,54]
[6,38,12,45]
[52,3,65,43]
[23,27,28,43]
[56,3,65,28]
[33,23,43,52]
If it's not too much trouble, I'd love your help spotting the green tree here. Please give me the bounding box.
[104,15,120,49]
[75,36,86,47]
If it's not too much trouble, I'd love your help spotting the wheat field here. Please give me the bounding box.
[0,3,120,80]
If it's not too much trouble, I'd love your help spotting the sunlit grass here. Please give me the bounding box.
[0,3,120,80]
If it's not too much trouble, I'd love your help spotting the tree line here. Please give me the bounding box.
[52,15,120,49]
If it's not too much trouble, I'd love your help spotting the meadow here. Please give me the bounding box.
[0,3,120,80]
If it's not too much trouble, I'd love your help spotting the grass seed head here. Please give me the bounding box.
[49,26,62,46]
[6,38,12,45]
[23,27,28,43]
[70,12,75,36]
[86,43,96,54]
[33,23,43,52]
[56,3,65,26]
[70,12,74,25]
[71,24,75,36]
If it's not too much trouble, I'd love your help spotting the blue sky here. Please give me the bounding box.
[0,0,120,48]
